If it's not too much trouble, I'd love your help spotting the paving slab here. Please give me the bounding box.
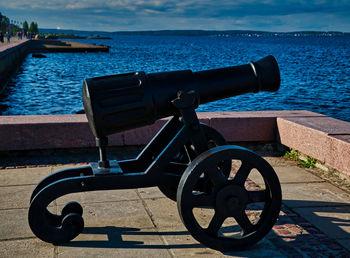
[0,167,51,186]
[51,164,86,172]
[139,191,288,257]
[57,227,172,258]
[263,156,299,167]
[0,185,34,209]
[294,205,350,239]
[249,166,325,185]
[223,238,285,258]
[141,199,227,257]
[142,198,184,230]
[59,201,155,230]
[137,187,167,199]
[280,182,350,208]
[0,238,53,258]
[0,208,34,240]
[56,189,139,206]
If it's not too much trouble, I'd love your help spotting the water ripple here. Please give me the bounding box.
[0,35,349,122]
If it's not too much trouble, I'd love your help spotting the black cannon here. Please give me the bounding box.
[28,55,282,251]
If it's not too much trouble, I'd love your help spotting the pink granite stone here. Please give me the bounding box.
[210,116,276,142]
[280,116,350,135]
[108,133,124,146]
[276,118,330,163]
[123,119,168,145]
[0,114,122,150]
[327,135,350,176]
[123,116,210,146]
[277,117,350,176]
[198,110,324,119]
[199,110,324,142]
[1,111,349,179]
[0,114,87,124]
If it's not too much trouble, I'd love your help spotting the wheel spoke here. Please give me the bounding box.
[184,143,198,163]
[234,210,255,235]
[191,193,214,207]
[247,190,268,203]
[205,212,225,236]
[206,164,227,187]
[232,162,252,186]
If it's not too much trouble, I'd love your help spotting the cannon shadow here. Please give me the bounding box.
[58,199,350,255]
[59,226,202,249]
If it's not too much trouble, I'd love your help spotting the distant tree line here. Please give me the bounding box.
[0,12,39,35]
[23,21,39,34]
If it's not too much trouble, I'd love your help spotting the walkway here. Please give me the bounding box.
[0,156,349,257]
[0,38,28,53]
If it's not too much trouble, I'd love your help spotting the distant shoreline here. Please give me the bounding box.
[40,29,350,37]
[43,34,112,40]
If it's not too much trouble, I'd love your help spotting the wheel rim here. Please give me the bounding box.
[177,145,281,251]
[158,124,230,201]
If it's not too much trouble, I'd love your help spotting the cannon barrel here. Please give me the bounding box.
[83,55,280,138]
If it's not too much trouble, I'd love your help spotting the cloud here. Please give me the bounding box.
[3,0,350,15]
[0,0,349,31]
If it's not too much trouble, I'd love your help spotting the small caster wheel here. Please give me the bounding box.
[59,213,84,243]
[61,201,83,217]
[159,124,230,201]
[177,145,281,251]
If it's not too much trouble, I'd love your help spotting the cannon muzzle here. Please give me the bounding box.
[83,55,280,138]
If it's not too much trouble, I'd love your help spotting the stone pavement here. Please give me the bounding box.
[0,38,28,52]
[0,157,349,257]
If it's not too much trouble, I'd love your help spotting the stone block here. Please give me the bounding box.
[0,185,34,209]
[0,208,34,240]
[248,166,324,185]
[294,205,350,239]
[210,116,276,142]
[57,227,172,258]
[0,167,51,186]
[281,182,350,208]
[280,116,350,135]
[124,119,167,146]
[55,189,139,206]
[277,118,330,163]
[327,135,350,176]
[277,117,350,177]
[0,238,53,258]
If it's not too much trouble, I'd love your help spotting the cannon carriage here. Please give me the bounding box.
[28,55,282,251]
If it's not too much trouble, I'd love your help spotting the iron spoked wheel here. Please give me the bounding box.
[177,145,281,251]
[158,124,230,201]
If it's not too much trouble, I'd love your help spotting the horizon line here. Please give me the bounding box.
[39,28,350,34]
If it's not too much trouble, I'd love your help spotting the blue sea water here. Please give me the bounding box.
[1,35,349,121]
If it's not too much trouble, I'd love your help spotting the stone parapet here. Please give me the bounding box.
[0,40,31,93]
[0,110,349,176]
[0,39,109,93]
[277,116,350,176]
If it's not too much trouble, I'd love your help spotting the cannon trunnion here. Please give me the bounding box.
[28,56,282,251]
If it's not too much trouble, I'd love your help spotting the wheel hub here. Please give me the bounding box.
[216,185,249,217]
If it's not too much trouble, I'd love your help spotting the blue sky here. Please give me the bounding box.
[1,0,350,32]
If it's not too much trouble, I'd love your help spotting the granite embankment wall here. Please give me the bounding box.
[0,39,109,93]
[0,111,349,176]
[0,40,31,93]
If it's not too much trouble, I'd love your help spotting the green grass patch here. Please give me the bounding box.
[285,149,317,168]
[300,156,317,168]
[284,149,300,161]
